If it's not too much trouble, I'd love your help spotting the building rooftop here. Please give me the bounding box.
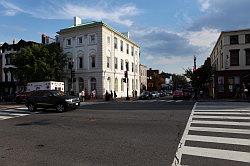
[57,20,139,47]
[222,28,250,34]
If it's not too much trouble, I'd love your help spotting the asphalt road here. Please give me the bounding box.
[0,100,194,166]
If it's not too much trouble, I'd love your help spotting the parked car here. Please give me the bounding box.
[15,91,31,104]
[139,91,152,100]
[159,90,166,97]
[173,90,184,100]
[151,91,160,99]
[25,90,80,112]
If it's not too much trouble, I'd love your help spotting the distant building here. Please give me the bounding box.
[41,34,56,45]
[146,68,165,91]
[57,17,140,98]
[210,29,250,98]
[0,39,37,97]
[139,64,147,91]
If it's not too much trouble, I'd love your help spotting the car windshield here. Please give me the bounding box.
[50,91,65,96]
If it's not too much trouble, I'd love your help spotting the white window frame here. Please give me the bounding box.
[66,38,72,46]
[77,36,83,45]
[89,34,96,44]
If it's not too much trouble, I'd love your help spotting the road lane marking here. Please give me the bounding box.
[192,115,250,120]
[192,120,250,126]
[186,135,250,146]
[189,127,250,134]
[175,100,183,102]
[182,146,250,163]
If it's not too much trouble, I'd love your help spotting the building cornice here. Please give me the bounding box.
[57,21,140,48]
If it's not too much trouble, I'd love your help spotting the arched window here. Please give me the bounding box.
[121,78,124,92]
[66,52,73,69]
[89,50,96,68]
[78,77,84,91]
[78,56,83,69]
[91,78,96,91]
[114,78,118,92]
[90,56,95,68]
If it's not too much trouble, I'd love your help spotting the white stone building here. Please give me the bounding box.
[57,17,140,98]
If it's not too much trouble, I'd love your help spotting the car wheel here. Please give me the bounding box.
[28,104,37,112]
[56,104,65,112]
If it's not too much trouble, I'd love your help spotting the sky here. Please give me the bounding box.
[1,0,250,74]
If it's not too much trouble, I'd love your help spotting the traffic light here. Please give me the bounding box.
[71,70,76,78]
[123,78,126,83]
[124,71,128,78]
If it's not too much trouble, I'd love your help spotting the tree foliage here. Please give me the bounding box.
[151,73,165,91]
[172,74,188,90]
[185,60,214,90]
[13,43,67,84]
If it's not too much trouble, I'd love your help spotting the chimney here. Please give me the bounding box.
[74,16,81,26]
[122,32,130,39]
[13,38,16,44]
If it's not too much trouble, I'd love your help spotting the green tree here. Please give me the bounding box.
[13,43,67,84]
[172,74,188,89]
[185,59,214,90]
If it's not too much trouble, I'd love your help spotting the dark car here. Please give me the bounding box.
[139,91,152,100]
[15,91,31,104]
[25,90,80,112]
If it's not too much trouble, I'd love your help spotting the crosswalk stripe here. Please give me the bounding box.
[0,115,15,119]
[194,109,250,112]
[189,126,250,134]
[186,135,250,146]
[192,120,250,126]
[192,115,250,119]
[173,102,250,165]
[194,112,250,115]
[182,146,250,163]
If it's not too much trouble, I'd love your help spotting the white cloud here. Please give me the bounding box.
[154,56,193,65]
[0,0,24,16]
[198,0,211,12]
[184,27,220,48]
[0,1,139,26]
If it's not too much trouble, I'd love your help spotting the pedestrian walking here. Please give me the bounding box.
[105,90,109,101]
[110,90,113,100]
[92,89,96,99]
[241,83,248,100]
[114,91,117,100]
[81,89,85,102]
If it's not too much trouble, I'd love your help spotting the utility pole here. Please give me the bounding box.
[124,70,130,100]
[194,55,197,71]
